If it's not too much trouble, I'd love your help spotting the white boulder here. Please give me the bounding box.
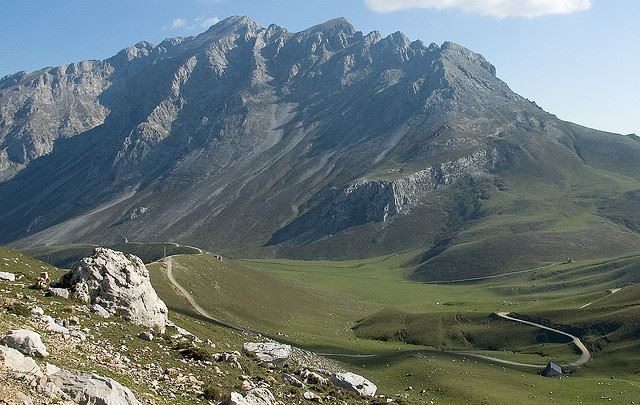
[41,315,70,335]
[242,342,291,363]
[91,303,110,318]
[0,345,42,376]
[46,288,69,299]
[225,388,276,405]
[0,271,15,281]
[48,369,141,405]
[60,248,168,333]
[330,372,377,397]
[1,329,48,358]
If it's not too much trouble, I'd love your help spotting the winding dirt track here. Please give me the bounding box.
[164,257,254,334]
[457,312,590,369]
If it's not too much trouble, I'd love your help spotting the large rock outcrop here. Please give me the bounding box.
[0,345,43,376]
[242,342,292,364]
[47,369,141,405]
[60,248,168,333]
[1,329,48,358]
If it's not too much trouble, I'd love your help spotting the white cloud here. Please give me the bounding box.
[195,16,221,29]
[170,18,187,29]
[165,16,220,32]
[363,0,592,18]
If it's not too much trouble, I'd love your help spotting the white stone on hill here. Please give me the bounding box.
[41,315,70,335]
[0,271,15,281]
[61,248,168,333]
[46,288,69,299]
[242,342,291,363]
[47,369,141,405]
[0,329,48,358]
[330,372,377,397]
[225,388,276,405]
[0,345,43,376]
[91,303,110,318]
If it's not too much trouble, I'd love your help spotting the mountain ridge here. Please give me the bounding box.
[1,16,639,281]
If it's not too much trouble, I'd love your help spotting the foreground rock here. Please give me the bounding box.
[0,271,15,281]
[330,372,377,397]
[225,387,276,405]
[242,342,292,363]
[48,369,141,405]
[60,248,168,333]
[0,345,42,376]
[1,329,48,357]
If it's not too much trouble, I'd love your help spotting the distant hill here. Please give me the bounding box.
[1,16,639,280]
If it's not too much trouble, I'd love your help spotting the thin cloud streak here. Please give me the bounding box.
[363,0,592,18]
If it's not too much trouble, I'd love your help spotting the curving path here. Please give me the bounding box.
[409,263,557,284]
[457,312,590,369]
[494,312,590,367]
[164,257,254,334]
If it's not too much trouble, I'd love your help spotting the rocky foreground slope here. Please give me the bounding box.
[0,247,392,404]
[1,16,640,278]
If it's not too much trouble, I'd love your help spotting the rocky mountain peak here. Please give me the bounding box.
[202,15,261,37]
[440,41,497,77]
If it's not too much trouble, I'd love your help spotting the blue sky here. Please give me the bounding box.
[1,0,637,135]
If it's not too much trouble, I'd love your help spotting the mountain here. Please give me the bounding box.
[1,16,640,280]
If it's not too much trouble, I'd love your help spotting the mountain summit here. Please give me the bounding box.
[1,17,639,280]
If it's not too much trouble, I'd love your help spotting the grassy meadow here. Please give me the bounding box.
[141,248,640,404]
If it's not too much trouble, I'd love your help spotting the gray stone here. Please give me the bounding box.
[91,303,110,318]
[48,369,141,405]
[0,271,15,282]
[60,248,168,333]
[281,372,305,388]
[330,372,377,397]
[242,342,291,363]
[0,345,42,376]
[41,315,70,335]
[0,329,48,358]
[225,387,276,405]
[46,288,69,299]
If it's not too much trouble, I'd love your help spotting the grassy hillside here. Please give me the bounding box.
[0,246,379,404]
[144,250,640,404]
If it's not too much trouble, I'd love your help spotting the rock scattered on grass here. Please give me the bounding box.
[1,329,48,358]
[330,372,377,397]
[242,342,291,364]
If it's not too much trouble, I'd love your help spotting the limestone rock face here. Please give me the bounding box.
[268,148,499,245]
[242,342,292,363]
[48,369,141,405]
[60,248,168,332]
[0,329,48,358]
[330,372,377,397]
[225,388,276,405]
